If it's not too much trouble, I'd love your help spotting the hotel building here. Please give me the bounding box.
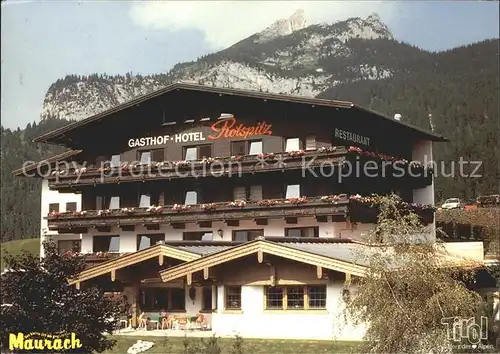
[15,83,485,340]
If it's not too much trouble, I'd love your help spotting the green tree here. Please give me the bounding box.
[345,195,484,353]
[0,242,121,353]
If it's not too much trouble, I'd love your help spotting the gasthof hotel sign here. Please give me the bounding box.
[128,117,273,148]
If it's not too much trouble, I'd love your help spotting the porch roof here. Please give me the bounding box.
[69,243,204,285]
[158,239,369,283]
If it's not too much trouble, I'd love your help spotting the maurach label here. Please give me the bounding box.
[127,117,273,148]
[9,332,82,351]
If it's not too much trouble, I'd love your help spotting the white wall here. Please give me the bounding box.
[83,218,377,253]
[210,283,365,340]
[412,140,435,241]
[40,180,82,257]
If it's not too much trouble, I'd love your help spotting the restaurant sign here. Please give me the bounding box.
[334,128,370,147]
[128,117,273,148]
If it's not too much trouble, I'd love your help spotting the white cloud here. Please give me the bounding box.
[129,1,398,49]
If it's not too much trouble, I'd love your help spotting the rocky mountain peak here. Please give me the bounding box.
[256,9,307,43]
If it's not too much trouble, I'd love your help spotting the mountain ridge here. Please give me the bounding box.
[41,12,395,122]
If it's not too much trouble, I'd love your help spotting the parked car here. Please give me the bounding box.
[463,198,477,211]
[441,198,462,210]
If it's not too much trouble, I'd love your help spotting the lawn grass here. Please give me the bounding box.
[103,335,359,353]
[0,238,40,270]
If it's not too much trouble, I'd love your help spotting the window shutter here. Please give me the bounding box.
[249,185,263,201]
[305,136,316,150]
[233,187,247,201]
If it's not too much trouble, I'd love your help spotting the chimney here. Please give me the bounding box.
[394,113,402,121]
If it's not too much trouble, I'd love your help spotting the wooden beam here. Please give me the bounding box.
[257,249,264,263]
[317,266,323,279]
[270,265,276,286]
[159,254,164,266]
[186,273,192,286]
[203,267,209,280]
[345,272,352,285]
[346,216,352,231]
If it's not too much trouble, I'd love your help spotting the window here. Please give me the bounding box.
[185,191,198,205]
[65,202,77,212]
[232,229,263,242]
[308,286,327,308]
[231,140,263,156]
[49,203,59,213]
[305,136,316,150]
[139,151,151,164]
[285,138,301,152]
[233,185,262,201]
[110,155,121,168]
[57,240,81,254]
[249,185,263,201]
[139,288,186,312]
[139,194,151,208]
[287,286,304,309]
[96,196,103,210]
[265,286,284,309]
[264,285,326,310]
[170,288,186,311]
[183,232,213,241]
[137,234,165,250]
[93,235,120,253]
[183,147,197,161]
[151,149,164,162]
[285,227,319,238]
[225,286,241,310]
[202,287,213,311]
[231,141,246,156]
[198,145,212,158]
[233,187,246,201]
[248,140,263,155]
[285,184,300,198]
[109,196,120,209]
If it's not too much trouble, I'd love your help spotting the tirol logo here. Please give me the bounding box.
[208,117,273,140]
[9,332,82,351]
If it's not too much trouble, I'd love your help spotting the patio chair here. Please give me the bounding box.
[147,313,160,330]
[118,315,128,330]
[175,316,188,330]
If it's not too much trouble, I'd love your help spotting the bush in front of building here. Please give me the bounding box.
[343,194,490,353]
[0,241,122,353]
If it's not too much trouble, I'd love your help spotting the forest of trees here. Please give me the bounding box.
[1,39,498,243]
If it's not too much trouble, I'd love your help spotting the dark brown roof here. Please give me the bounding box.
[33,82,447,144]
[12,150,82,177]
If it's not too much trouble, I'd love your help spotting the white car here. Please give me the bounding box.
[441,198,461,210]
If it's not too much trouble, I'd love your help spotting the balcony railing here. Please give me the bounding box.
[47,146,432,188]
[47,195,435,230]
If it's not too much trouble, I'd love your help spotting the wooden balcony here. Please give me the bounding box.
[46,195,435,232]
[47,146,432,189]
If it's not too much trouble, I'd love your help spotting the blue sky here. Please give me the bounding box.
[1,1,499,129]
